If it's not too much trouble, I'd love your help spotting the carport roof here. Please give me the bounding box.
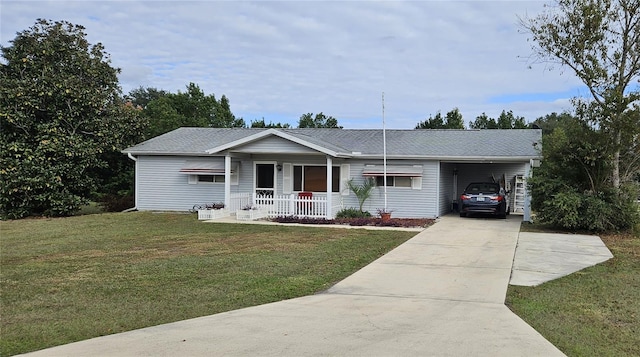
[123,128,542,160]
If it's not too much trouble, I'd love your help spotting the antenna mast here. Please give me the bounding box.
[382,92,387,211]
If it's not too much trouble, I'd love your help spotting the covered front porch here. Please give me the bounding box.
[198,192,344,221]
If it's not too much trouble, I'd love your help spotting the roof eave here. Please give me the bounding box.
[205,129,340,157]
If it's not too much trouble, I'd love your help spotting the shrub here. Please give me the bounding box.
[98,194,134,212]
[336,207,372,219]
[535,186,639,232]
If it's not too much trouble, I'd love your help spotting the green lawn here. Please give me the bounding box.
[506,230,640,357]
[0,212,416,356]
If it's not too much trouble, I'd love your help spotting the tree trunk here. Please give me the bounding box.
[612,130,621,189]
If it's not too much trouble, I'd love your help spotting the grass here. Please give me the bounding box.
[506,229,640,357]
[0,212,416,356]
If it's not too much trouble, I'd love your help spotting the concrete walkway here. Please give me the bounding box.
[21,215,577,356]
[510,232,613,286]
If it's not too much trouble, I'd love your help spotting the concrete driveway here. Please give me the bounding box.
[21,215,567,356]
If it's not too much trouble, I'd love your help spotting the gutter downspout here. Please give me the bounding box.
[123,152,138,212]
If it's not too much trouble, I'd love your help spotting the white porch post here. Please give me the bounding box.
[224,153,231,209]
[326,156,333,219]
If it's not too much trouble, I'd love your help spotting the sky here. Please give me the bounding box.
[1,0,589,129]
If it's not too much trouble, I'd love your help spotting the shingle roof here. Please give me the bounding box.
[123,127,542,159]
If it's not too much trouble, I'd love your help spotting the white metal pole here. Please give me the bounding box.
[382,92,387,210]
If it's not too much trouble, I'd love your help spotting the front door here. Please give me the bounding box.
[255,163,276,197]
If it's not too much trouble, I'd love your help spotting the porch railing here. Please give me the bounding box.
[229,193,343,219]
[229,193,252,212]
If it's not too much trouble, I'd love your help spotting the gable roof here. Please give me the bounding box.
[123,127,542,160]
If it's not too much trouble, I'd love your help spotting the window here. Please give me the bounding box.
[375,176,412,187]
[189,173,238,185]
[191,175,225,184]
[363,165,422,190]
[292,165,340,192]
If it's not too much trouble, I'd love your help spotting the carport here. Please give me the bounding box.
[438,160,536,220]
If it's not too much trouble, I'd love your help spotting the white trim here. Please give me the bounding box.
[254,161,277,196]
[224,154,231,208]
[326,156,332,219]
[340,164,350,196]
[282,163,293,194]
[435,162,441,218]
[363,165,423,177]
[205,129,339,157]
[411,176,422,190]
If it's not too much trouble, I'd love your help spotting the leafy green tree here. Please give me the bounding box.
[521,0,640,188]
[497,110,527,129]
[469,113,499,129]
[143,96,186,138]
[133,83,246,138]
[528,113,639,231]
[250,118,291,128]
[469,110,527,129]
[531,112,576,135]
[215,95,246,128]
[0,19,145,218]
[445,108,465,129]
[415,108,465,129]
[297,112,342,128]
[127,86,167,108]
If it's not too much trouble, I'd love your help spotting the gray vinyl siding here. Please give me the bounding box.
[439,162,456,216]
[134,155,523,218]
[346,160,439,219]
[234,136,320,154]
[136,156,237,211]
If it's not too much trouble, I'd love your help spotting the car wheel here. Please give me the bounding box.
[498,205,507,219]
[459,212,466,217]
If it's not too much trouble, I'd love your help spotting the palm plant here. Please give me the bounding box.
[347,178,376,213]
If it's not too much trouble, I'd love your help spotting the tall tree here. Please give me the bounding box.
[521,0,640,188]
[0,19,145,218]
[415,108,465,129]
[133,83,246,138]
[469,110,528,129]
[250,118,291,128]
[469,113,499,129]
[297,112,342,128]
[215,95,245,128]
[127,86,168,108]
[532,111,577,135]
[497,110,528,128]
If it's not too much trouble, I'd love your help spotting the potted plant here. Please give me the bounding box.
[377,208,393,222]
[211,202,225,210]
[237,204,268,221]
[197,202,229,220]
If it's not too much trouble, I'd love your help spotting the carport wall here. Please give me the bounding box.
[438,162,530,216]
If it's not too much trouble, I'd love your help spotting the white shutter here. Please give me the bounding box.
[282,163,293,194]
[188,175,197,185]
[340,164,350,196]
[412,176,422,190]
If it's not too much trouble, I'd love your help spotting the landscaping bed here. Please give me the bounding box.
[272,216,435,228]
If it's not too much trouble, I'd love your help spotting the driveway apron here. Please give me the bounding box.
[21,216,565,357]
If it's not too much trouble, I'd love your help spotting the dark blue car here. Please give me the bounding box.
[459,182,510,218]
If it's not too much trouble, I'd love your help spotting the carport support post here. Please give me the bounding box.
[523,161,532,222]
[326,156,332,219]
[224,153,231,209]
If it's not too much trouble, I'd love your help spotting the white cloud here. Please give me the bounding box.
[1,0,586,128]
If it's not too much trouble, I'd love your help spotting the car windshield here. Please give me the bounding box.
[465,183,499,194]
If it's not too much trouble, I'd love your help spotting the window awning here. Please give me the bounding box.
[179,161,237,175]
[362,165,423,177]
